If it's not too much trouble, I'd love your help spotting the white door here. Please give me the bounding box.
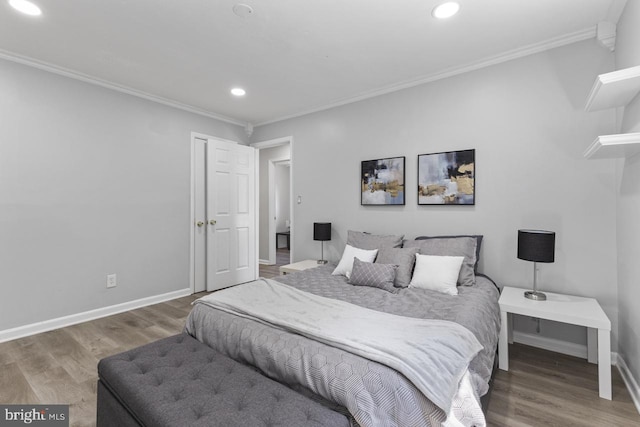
[206,139,257,291]
[192,136,257,293]
[193,138,207,292]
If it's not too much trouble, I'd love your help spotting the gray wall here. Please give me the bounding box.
[252,40,619,349]
[615,0,640,388]
[0,58,247,331]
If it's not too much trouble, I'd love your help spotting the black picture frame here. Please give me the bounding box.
[361,156,406,205]
[417,149,475,205]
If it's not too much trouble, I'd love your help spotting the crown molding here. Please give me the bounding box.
[255,27,596,127]
[597,21,617,52]
[0,25,597,130]
[0,49,247,127]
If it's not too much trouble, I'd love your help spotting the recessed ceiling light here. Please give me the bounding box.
[8,0,42,16]
[232,3,253,18]
[231,88,246,97]
[432,2,460,19]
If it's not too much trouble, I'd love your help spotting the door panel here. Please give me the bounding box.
[237,227,249,269]
[215,229,230,273]
[215,172,231,214]
[237,173,249,213]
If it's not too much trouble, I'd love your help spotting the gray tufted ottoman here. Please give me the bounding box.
[97,333,349,427]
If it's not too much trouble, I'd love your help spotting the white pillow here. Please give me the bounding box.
[409,254,464,295]
[332,244,378,279]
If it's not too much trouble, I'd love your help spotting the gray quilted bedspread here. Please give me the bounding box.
[186,302,456,426]
[275,265,500,394]
[185,265,500,426]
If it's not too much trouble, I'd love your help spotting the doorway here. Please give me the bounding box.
[273,160,291,266]
[190,133,258,293]
[251,137,293,270]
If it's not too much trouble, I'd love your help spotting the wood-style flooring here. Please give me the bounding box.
[258,248,291,277]
[486,343,640,426]
[1,248,638,426]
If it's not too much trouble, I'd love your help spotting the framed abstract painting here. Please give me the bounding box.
[418,149,475,205]
[361,156,405,205]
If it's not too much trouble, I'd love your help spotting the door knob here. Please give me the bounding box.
[209,220,217,225]
[196,221,204,227]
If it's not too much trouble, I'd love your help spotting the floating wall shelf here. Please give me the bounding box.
[585,65,640,112]
[584,133,640,159]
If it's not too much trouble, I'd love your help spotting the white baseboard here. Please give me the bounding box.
[617,355,640,415]
[514,331,587,359]
[0,288,192,343]
[259,259,272,265]
[513,331,618,364]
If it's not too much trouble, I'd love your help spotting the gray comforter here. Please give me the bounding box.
[185,265,500,426]
[276,265,500,394]
[193,279,483,414]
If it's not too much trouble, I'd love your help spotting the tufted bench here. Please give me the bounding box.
[97,333,349,427]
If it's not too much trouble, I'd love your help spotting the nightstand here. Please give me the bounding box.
[279,259,320,275]
[498,286,611,399]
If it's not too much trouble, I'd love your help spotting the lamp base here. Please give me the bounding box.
[524,290,547,301]
[317,260,328,265]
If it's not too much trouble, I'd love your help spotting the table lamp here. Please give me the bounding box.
[313,222,331,264]
[517,229,555,301]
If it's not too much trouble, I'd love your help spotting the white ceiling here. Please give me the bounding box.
[0,0,621,127]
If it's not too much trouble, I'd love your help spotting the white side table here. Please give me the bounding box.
[498,286,611,400]
[279,259,320,275]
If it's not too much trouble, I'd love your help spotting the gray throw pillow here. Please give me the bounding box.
[403,237,477,286]
[415,235,483,272]
[375,246,419,288]
[347,230,404,250]
[349,258,398,293]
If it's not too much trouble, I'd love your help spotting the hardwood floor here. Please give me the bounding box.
[259,248,291,278]
[486,343,640,426]
[0,292,204,426]
[1,263,638,426]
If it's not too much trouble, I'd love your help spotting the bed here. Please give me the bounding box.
[185,233,501,427]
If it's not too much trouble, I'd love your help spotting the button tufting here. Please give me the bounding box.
[98,334,349,427]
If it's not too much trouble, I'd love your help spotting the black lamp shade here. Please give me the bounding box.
[313,223,331,241]
[517,229,555,263]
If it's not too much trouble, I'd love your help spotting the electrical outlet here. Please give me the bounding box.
[106,274,117,288]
